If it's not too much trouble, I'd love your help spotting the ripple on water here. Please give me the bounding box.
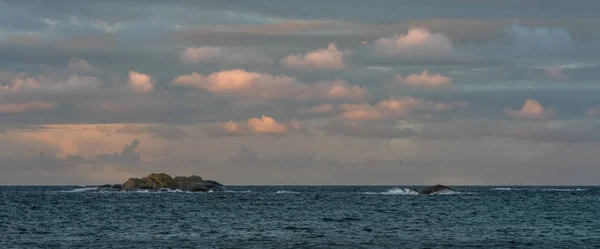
[1,186,600,248]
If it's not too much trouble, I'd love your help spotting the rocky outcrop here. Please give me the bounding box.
[120,173,223,192]
[418,184,450,195]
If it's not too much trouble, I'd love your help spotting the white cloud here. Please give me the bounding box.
[374,28,454,60]
[394,70,451,87]
[505,99,554,120]
[128,71,154,93]
[281,42,345,70]
[181,46,273,65]
[171,69,368,101]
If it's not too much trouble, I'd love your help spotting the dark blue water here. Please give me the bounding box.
[2,186,600,248]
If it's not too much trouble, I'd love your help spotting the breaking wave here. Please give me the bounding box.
[363,188,418,195]
[363,188,472,195]
[64,187,98,193]
[275,190,299,194]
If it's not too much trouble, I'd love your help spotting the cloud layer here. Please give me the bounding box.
[171,69,368,101]
[1,1,600,185]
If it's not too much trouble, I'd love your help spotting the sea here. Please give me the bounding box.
[1,186,599,248]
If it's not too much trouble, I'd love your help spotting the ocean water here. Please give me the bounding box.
[1,186,599,248]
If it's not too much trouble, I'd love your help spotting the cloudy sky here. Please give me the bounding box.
[1,0,600,185]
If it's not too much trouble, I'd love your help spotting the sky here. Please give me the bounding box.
[1,0,600,185]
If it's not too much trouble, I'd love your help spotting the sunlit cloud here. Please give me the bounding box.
[505,99,554,120]
[281,42,345,70]
[171,69,368,101]
[128,71,154,93]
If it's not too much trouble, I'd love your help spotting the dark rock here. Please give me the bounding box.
[174,175,203,182]
[187,183,210,192]
[110,184,122,189]
[122,178,143,191]
[144,173,177,189]
[120,173,223,192]
[418,184,451,195]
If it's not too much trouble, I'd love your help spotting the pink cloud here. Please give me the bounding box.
[0,102,57,113]
[297,104,334,114]
[171,69,368,101]
[374,28,454,59]
[298,80,369,101]
[128,71,154,93]
[586,106,600,117]
[181,46,273,65]
[338,97,464,121]
[207,116,300,136]
[505,99,554,119]
[544,67,565,80]
[0,73,101,114]
[0,74,100,93]
[394,70,452,87]
[281,42,345,70]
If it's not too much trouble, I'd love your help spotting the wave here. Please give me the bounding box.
[275,190,299,194]
[225,190,253,193]
[363,188,418,195]
[491,187,515,191]
[62,187,205,194]
[539,188,586,192]
[363,188,473,195]
[63,187,98,193]
[491,187,586,192]
[430,190,469,195]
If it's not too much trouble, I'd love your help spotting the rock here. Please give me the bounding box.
[144,173,178,189]
[174,175,203,182]
[186,183,210,192]
[120,173,223,192]
[110,184,122,189]
[418,184,451,195]
[121,178,144,191]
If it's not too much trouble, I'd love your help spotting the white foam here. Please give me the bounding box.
[63,187,98,193]
[430,190,470,195]
[275,190,299,194]
[363,188,418,195]
[491,187,514,191]
[538,188,586,192]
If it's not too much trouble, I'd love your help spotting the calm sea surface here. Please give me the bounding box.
[2,186,599,248]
